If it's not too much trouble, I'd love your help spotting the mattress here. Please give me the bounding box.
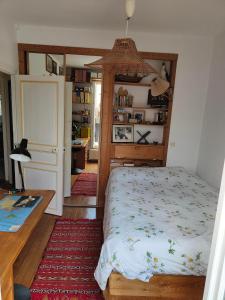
[94,167,218,290]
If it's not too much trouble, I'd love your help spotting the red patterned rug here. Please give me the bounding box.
[71,173,97,196]
[30,219,103,300]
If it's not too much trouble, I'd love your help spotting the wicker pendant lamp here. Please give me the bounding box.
[86,0,169,96]
[86,37,158,76]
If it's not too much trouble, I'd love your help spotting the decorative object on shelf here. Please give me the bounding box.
[128,118,137,124]
[91,72,98,79]
[136,130,151,144]
[133,125,163,144]
[114,86,133,107]
[9,139,31,192]
[74,69,91,83]
[81,127,91,138]
[75,86,92,104]
[52,60,57,75]
[133,110,145,124]
[147,89,169,108]
[160,62,169,81]
[46,54,53,73]
[72,121,82,139]
[112,125,133,143]
[113,112,128,124]
[153,111,166,124]
[115,74,144,83]
[150,77,170,97]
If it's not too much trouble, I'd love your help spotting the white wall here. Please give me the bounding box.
[0,16,17,74]
[197,32,225,188]
[16,25,214,171]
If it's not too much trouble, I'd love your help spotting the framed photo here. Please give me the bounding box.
[59,66,64,75]
[113,112,127,124]
[112,125,133,143]
[52,60,58,75]
[46,54,53,73]
[133,110,145,124]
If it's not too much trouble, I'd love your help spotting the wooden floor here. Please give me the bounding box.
[64,161,98,207]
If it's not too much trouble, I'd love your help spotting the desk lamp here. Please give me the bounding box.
[10,139,31,192]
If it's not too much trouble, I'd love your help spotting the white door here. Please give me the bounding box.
[11,75,65,216]
[64,82,72,197]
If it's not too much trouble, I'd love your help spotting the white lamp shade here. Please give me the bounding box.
[10,153,31,162]
[126,0,136,18]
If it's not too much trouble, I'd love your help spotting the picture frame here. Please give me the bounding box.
[112,125,133,143]
[59,66,64,75]
[113,112,128,124]
[133,110,145,124]
[52,60,58,75]
[46,54,53,73]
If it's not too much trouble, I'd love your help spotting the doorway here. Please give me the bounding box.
[25,51,103,207]
[64,54,102,207]
[0,71,14,189]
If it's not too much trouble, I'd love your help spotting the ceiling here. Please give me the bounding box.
[1,0,225,36]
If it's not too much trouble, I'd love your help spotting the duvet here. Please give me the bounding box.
[94,167,218,290]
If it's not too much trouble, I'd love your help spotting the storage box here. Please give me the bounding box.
[81,127,91,138]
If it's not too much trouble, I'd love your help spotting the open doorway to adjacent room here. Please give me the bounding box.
[0,71,14,189]
[64,54,102,207]
[26,52,102,207]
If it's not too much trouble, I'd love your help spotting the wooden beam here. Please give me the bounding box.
[18,43,178,75]
[97,65,115,207]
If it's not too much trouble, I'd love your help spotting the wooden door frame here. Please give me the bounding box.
[18,43,178,207]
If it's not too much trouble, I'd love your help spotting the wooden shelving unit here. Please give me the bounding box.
[110,58,177,170]
[112,122,165,126]
[113,106,168,110]
[115,81,150,87]
[99,54,178,206]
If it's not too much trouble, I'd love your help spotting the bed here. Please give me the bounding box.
[94,167,218,299]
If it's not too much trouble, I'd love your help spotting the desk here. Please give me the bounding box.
[0,190,54,300]
[71,138,90,170]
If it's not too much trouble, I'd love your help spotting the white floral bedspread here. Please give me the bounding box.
[94,167,218,290]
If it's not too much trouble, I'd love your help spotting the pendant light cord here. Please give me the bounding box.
[125,17,130,37]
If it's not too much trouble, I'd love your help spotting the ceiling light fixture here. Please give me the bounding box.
[86,0,169,96]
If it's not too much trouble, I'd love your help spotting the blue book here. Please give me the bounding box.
[0,195,42,232]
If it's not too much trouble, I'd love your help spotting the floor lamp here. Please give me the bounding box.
[10,139,31,192]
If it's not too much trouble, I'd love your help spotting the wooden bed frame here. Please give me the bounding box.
[103,272,205,300]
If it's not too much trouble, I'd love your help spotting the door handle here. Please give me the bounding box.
[52,148,57,153]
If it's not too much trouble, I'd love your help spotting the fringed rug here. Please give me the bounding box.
[30,219,103,300]
[71,173,97,196]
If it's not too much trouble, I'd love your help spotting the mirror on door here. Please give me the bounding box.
[28,53,65,76]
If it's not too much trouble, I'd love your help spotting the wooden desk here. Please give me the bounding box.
[71,138,90,170]
[0,190,55,300]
